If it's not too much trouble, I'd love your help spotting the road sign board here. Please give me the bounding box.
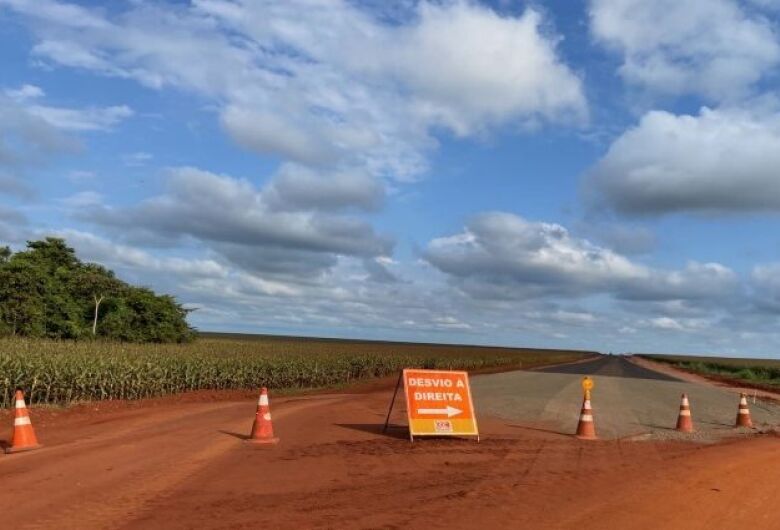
[403,369,478,439]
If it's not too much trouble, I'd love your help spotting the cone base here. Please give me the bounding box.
[5,443,42,454]
[575,434,598,440]
[246,437,279,445]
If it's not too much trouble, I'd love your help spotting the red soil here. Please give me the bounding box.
[1,384,778,529]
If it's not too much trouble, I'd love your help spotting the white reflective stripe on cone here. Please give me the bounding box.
[580,415,593,421]
[259,394,269,406]
[738,409,750,414]
[14,416,32,426]
[15,399,26,408]
[679,410,691,416]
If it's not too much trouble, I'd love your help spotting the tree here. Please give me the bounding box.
[74,264,121,336]
[0,238,194,342]
[0,259,46,336]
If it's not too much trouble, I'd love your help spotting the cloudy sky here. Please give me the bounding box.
[2,0,780,357]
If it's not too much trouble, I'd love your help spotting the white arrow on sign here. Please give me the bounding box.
[416,405,462,418]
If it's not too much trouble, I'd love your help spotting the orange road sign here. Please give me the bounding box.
[403,369,479,440]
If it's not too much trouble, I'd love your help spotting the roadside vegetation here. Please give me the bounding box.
[0,336,592,407]
[0,238,193,343]
[644,354,780,388]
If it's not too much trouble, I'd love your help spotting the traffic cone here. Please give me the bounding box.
[675,393,694,433]
[575,393,597,440]
[247,388,279,445]
[735,393,753,428]
[5,390,42,454]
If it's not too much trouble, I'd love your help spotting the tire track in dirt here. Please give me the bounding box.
[4,396,348,530]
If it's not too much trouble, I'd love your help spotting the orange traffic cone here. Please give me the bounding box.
[735,393,753,428]
[575,393,597,440]
[247,388,279,445]
[675,393,694,433]
[5,390,42,454]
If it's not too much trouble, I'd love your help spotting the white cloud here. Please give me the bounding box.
[751,263,780,312]
[60,190,103,208]
[56,228,230,279]
[26,104,133,131]
[4,83,44,101]
[590,0,780,101]
[122,151,153,167]
[424,212,738,302]
[82,166,393,280]
[2,0,586,181]
[0,93,80,197]
[265,164,384,213]
[586,106,780,214]
[649,317,685,331]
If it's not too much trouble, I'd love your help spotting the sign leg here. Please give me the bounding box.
[382,371,403,434]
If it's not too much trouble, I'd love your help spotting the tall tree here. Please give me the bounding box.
[74,263,121,336]
[0,238,194,342]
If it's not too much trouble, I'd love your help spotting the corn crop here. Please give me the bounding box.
[0,337,591,407]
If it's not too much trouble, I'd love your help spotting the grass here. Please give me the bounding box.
[642,354,780,388]
[0,335,594,407]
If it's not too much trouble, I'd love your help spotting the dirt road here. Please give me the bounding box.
[1,358,779,529]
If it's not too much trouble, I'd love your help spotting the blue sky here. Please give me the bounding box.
[2,0,780,358]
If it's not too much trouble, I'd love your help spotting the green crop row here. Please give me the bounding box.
[644,354,780,387]
[1,337,590,407]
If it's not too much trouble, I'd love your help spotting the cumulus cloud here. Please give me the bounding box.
[0,93,79,197]
[26,104,133,131]
[751,264,780,312]
[1,0,586,181]
[0,205,28,243]
[577,221,657,255]
[5,83,133,131]
[264,164,384,213]
[81,166,393,280]
[589,0,780,100]
[4,83,44,101]
[1,84,131,198]
[585,106,780,214]
[424,212,738,302]
[60,190,103,208]
[57,228,229,279]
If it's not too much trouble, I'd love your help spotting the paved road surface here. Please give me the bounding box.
[538,354,680,382]
[471,355,780,441]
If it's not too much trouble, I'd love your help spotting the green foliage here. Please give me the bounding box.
[0,337,590,407]
[0,238,193,343]
[646,354,780,386]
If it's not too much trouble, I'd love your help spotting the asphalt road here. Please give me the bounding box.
[471,355,780,441]
[538,354,681,381]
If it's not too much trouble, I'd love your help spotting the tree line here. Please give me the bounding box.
[0,238,194,343]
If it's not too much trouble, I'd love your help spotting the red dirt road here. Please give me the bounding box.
[1,387,779,529]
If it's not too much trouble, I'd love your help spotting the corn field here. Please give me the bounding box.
[0,337,591,407]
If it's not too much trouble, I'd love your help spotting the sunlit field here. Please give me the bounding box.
[0,335,593,407]
[644,354,780,387]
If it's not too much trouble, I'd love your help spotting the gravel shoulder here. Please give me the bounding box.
[471,356,780,442]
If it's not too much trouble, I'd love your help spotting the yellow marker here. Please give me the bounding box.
[581,376,594,394]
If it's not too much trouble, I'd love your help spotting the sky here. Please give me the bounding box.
[2,0,780,358]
